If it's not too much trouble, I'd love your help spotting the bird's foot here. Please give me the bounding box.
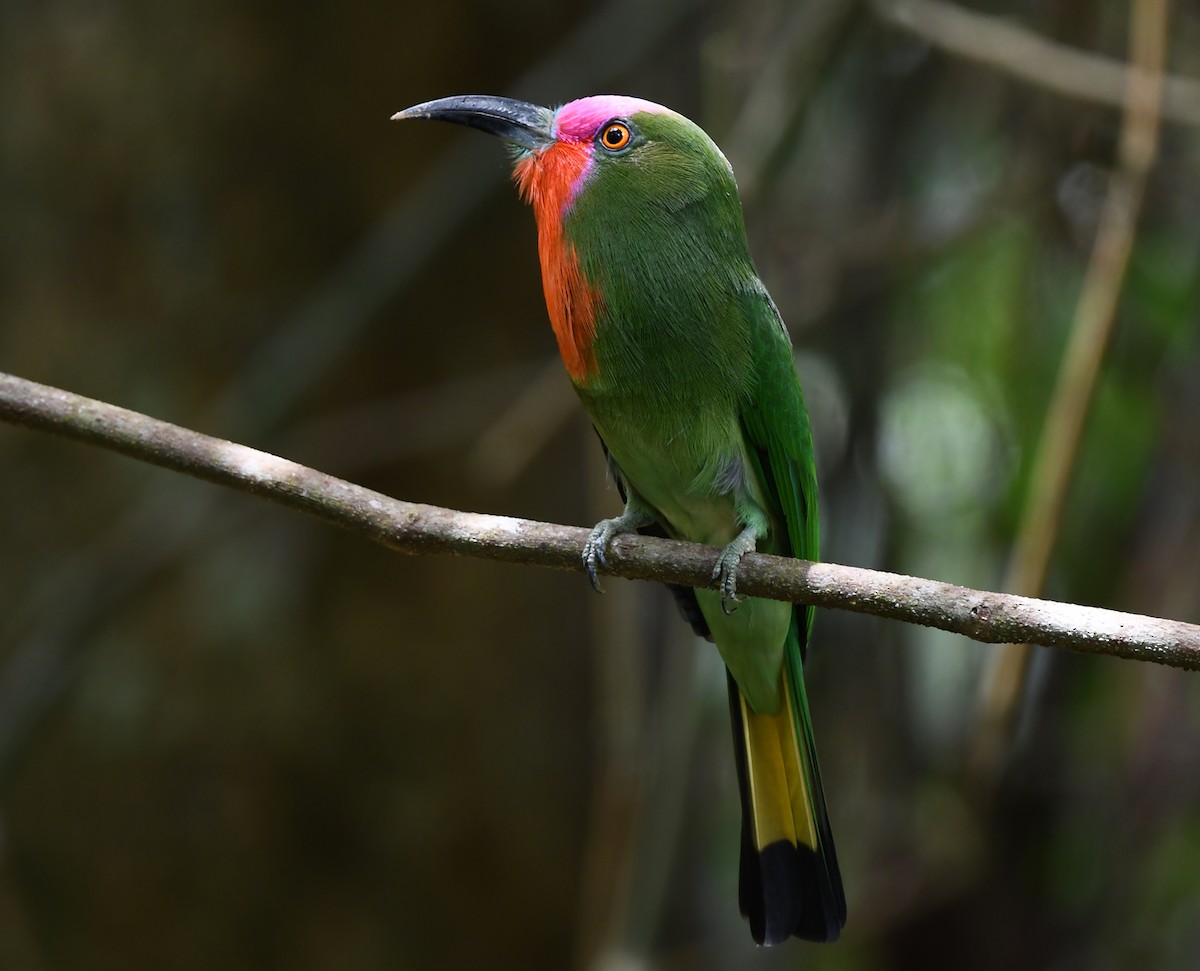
[710,526,760,615]
[583,510,653,592]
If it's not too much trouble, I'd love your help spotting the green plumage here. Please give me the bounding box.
[393,93,845,946]
[566,110,845,943]
[569,112,813,708]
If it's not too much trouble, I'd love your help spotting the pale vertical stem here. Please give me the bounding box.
[972,0,1171,781]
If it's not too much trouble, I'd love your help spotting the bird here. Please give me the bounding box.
[392,93,845,945]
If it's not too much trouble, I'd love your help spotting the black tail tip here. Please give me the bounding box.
[740,839,845,945]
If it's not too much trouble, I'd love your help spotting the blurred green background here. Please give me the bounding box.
[2,0,1199,968]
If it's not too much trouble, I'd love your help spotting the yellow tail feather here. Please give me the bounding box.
[739,687,818,854]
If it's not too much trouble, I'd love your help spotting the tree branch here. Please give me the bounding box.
[872,0,1200,128]
[2,371,1198,667]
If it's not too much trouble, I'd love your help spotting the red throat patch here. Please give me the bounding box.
[513,142,600,385]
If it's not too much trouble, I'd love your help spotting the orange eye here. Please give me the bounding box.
[599,121,632,152]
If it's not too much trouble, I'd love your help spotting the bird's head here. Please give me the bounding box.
[391,94,736,219]
[391,94,745,384]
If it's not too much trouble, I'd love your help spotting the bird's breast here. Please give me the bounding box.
[514,143,601,384]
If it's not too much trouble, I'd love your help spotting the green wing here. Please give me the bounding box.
[734,283,846,941]
[737,285,820,645]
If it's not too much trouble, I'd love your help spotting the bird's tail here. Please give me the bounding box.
[727,621,845,944]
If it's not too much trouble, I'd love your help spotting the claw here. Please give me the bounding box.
[582,509,655,592]
[709,525,761,614]
[582,523,613,592]
[711,549,744,614]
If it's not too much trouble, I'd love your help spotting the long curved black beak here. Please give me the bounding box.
[391,95,555,151]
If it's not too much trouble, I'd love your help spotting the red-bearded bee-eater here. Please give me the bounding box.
[392,94,846,945]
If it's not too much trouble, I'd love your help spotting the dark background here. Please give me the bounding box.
[2,0,1199,967]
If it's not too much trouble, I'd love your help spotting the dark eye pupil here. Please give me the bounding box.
[606,127,623,145]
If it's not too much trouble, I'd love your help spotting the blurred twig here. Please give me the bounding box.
[281,359,543,471]
[3,371,1199,666]
[466,358,577,487]
[720,0,862,205]
[972,0,1170,780]
[873,0,1200,127]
